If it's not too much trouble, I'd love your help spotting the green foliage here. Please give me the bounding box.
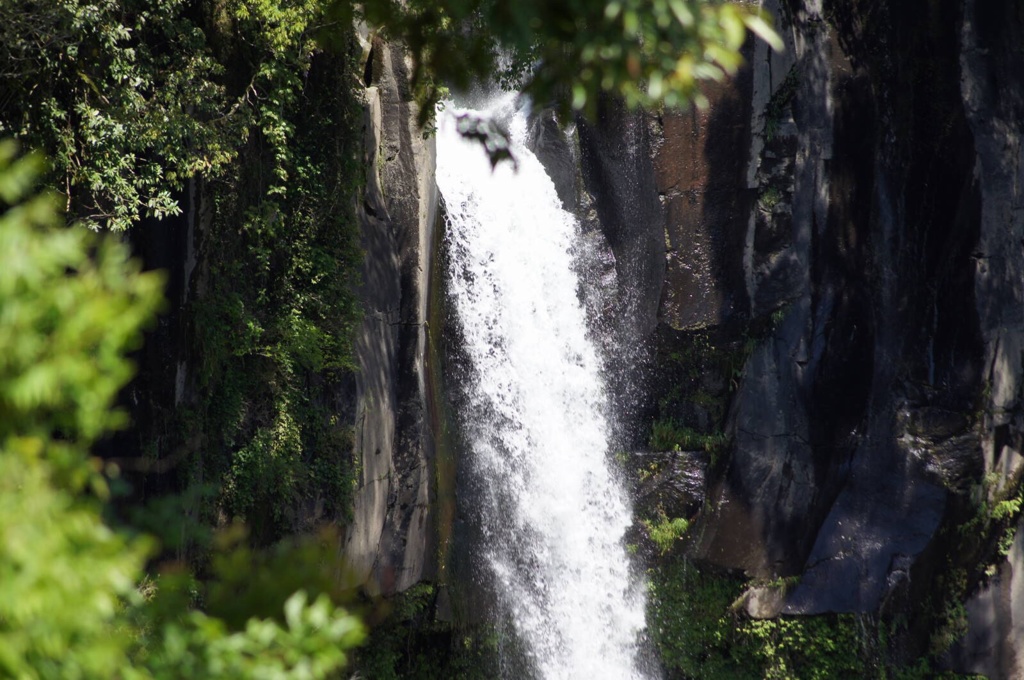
[643,511,691,555]
[357,586,434,680]
[650,419,727,453]
[0,142,365,678]
[0,437,152,678]
[997,521,1018,558]
[0,0,240,230]
[930,596,968,658]
[648,560,866,680]
[187,29,364,543]
[356,585,501,680]
[648,554,981,679]
[758,185,783,212]
[198,525,362,630]
[992,486,1022,559]
[220,0,328,198]
[649,560,748,679]
[991,491,1022,521]
[0,140,164,451]
[0,0,367,550]
[361,0,782,122]
[883,660,981,680]
[0,0,366,548]
[0,0,353,231]
[142,591,364,679]
[223,401,304,527]
[916,475,1024,661]
[0,139,156,675]
[737,617,863,680]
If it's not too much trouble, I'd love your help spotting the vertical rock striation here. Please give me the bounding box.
[950,1,1024,675]
[346,35,439,594]
[601,0,1023,670]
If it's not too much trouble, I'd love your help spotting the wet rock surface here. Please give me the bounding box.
[630,450,710,521]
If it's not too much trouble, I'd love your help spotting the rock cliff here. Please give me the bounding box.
[606,0,1024,673]
[346,34,439,594]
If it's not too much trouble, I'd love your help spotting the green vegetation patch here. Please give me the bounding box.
[0,0,367,549]
[189,27,364,544]
[650,419,728,454]
[0,140,365,679]
[649,560,865,680]
[644,511,692,556]
[0,0,245,231]
[356,585,502,680]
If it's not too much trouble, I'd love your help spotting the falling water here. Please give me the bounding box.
[437,96,649,680]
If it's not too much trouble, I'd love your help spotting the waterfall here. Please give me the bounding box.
[436,96,649,680]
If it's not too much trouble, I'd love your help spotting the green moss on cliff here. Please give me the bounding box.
[187,34,364,545]
[649,560,865,679]
[647,554,993,679]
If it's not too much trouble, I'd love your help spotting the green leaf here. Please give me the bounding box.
[669,0,694,27]
[743,12,785,52]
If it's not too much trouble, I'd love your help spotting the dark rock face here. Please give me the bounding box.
[952,516,1024,679]
[961,0,1024,493]
[526,109,577,212]
[573,98,669,451]
[652,78,753,331]
[600,0,1020,661]
[631,451,710,522]
[948,1,1024,675]
[577,97,666,341]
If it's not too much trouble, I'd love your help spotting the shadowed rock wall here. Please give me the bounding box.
[590,0,1023,672]
[345,35,439,594]
[948,1,1024,675]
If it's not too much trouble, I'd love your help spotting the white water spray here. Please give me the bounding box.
[437,97,649,680]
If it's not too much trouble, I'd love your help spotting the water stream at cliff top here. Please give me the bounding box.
[436,96,649,679]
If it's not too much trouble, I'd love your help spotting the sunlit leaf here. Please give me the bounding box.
[669,0,694,27]
[743,12,784,52]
